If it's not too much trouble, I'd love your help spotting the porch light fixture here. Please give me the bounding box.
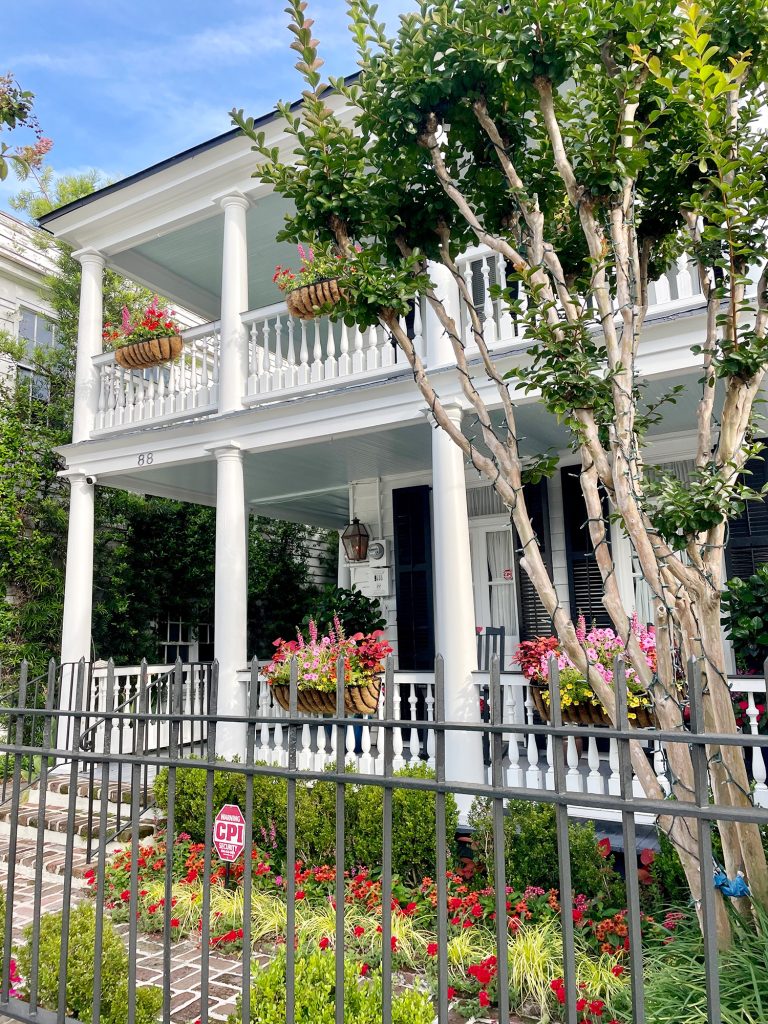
[342,518,370,562]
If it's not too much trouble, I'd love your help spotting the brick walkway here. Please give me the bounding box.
[0,844,243,1023]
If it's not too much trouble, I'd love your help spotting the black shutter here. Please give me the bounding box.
[560,467,612,628]
[515,480,554,640]
[726,442,768,580]
[392,485,435,670]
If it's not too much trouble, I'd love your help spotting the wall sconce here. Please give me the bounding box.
[341,518,370,562]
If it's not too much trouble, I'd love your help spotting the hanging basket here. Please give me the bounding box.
[285,278,345,320]
[114,334,183,370]
[271,678,381,716]
[530,683,655,729]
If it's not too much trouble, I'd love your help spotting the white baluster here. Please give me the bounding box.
[115,366,127,424]
[586,737,603,794]
[315,721,329,771]
[338,322,351,377]
[97,365,108,428]
[358,717,374,774]
[146,367,156,420]
[311,321,323,382]
[248,322,259,395]
[651,271,671,307]
[346,723,357,770]
[462,260,475,347]
[566,736,584,792]
[299,722,313,771]
[285,318,298,388]
[545,735,555,790]
[274,316,284,391]
[746,694,768,807]
[212,329,220,404]
[325,320,338,378]
[365,326,380,371]
[607,739,621,797]
[408,684,419,764]
[201,337,210,403]
[496,252,514,340]
[425,683,435,770]
[125,369,135,422]
[506,683,523,787]
[676,254,694,298]
[273,717,286,768]
[481,256,497,346]
[261,318,273,393]
[297,320,310,385]
[392,687,405,771]
[156,365,167,417]
[352,326,365,374]
[524,687,541,787]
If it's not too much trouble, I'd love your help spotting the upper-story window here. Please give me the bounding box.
[18,307,56,359]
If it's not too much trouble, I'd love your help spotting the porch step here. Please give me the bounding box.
[0,802,155,842]
[0,836,91,882]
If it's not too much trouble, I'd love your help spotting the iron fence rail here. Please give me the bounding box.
[0,654,765,1024]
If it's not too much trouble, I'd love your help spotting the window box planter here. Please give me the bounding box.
[529,682,655,729]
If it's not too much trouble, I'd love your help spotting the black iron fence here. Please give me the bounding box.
[0,654,765,1023]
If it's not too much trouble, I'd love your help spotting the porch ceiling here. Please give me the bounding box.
[111,422,434,528]
[110,193,297,320]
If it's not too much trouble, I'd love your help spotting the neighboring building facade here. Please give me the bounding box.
[38,95,767,778]
[0,210,58,396]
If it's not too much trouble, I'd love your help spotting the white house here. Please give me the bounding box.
[0,210,58,395]
[37,93,768,799]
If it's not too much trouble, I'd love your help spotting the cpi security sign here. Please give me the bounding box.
[213,804,246,862]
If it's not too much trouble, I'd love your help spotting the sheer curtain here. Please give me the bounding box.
[486,530,517,636]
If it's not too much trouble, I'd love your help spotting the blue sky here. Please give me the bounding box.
[3,0,407,212]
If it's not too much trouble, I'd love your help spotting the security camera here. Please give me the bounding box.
[85,475,98,485]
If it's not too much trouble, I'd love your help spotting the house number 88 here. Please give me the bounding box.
[137,453,154,466]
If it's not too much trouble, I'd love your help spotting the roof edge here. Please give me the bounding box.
[38,72,360,228]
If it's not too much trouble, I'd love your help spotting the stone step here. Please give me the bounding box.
[0,836,92,881]
[0,801,157,846]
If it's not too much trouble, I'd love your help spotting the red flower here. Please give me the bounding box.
[427,942,438,956]
[319,937,331,950]
[447,987,456,1000]
[353,926,365,938]
[120,890,131,902]
[390,936,398,951]
[360,963,370,976]
[576,997,588,1012]
[295,890,305,900]
[611,965,624,977]
[597,838,611,859]
[170,918,180,928]
[590,999,605,1015]
[471,904,484,917]
[478,991,490,1008]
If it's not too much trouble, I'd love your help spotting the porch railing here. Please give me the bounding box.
[242,302,422,402]
[92,321,220,432]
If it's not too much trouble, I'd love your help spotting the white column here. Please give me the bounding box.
[213,444,249,756]
[71,250,105,443]
[426,261,484,808]
[60,473,95,667]
[218,193,250,413]
[609,517,636,614]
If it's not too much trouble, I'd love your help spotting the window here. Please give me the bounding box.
[725,441,768,581]
[16,364,50,402]
[18,307,56,359]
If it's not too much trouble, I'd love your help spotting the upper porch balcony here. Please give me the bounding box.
[90,246,706,437]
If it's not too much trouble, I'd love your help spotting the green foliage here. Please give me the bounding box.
[301,585,386,640]
[722,565,768,673]
[353,763,460,885]
[154,762,457,878]
[0,73,43,181]
[229,948,434,1024]
[469,798,624,903]
[640,903,768,1023]
[14,902,162,1024]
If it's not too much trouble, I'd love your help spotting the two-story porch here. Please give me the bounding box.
[39,109,768,795]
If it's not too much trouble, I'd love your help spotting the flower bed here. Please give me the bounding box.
[90,829,691,1022]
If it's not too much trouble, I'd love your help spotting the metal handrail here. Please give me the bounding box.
[78,663,177,752]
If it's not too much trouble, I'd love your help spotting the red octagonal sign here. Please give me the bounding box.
[213,804,246,862]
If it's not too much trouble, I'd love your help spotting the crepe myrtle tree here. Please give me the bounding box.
[232,0,768,941]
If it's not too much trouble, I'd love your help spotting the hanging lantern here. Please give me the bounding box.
[341,518,370,561]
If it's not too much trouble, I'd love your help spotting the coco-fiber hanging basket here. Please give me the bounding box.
[271,678,381,716]
[285,278,345,320]
[114,334,183,369]
[530,683,655,729]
